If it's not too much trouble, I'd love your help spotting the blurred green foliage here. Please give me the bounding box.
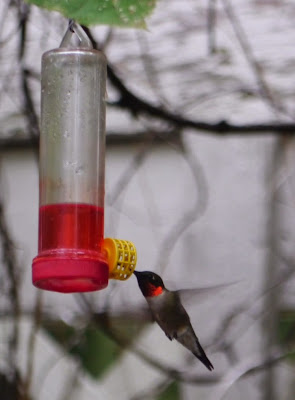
[158,381,180,400]
[44,319,121,377]
[24,0,157,28]
[277,309,295,364]
[43,314,148,378]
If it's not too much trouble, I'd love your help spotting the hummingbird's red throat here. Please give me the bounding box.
[146,283,163,297]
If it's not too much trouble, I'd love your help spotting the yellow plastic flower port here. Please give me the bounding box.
[103,238,137,280]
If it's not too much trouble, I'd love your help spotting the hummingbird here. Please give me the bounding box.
[133,270,214,371]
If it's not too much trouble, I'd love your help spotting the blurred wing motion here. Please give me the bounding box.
[171,280,240,307]
[112,281,241,321]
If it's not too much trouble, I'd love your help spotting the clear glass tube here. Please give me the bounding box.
[32,26,108,293]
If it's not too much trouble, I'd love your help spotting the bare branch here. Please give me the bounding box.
[207,0,217,54]
[21,68,40,140]
[107,137,155,207]
[261,136,285,400]
[136,30,170,108]
[83,26,295,136]
[211,349,295,400]
[220,0,286,117]
[156,138,209,273]
[17,5,40,142]
[22,292,43,399]
[0,195,20,377]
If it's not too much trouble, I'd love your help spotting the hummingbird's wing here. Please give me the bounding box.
[168,280,240,307]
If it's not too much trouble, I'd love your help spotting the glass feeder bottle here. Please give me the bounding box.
[32,25,108,293]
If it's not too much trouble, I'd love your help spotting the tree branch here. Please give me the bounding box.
[0,199,20,378]
[83,26,295,136]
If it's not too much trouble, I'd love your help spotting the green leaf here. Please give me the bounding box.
[277,309,295,364]
[72,325,122,377]
[158,381,180,400]
[25,0,157,28]
[43,320,121,377]
[43,315,148,378]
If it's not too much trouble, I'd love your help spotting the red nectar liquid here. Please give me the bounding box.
[39,203,104,253]
[33,203,108,293]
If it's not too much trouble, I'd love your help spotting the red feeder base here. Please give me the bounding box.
[32,256,109,293]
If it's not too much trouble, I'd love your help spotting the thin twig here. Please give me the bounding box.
[23,292,43,399]
[21,68,40,140]
[207,0,217,54]
[261,136,285,400]
[211,349,295,400]
[107,137,156,207]
[17,4,41,399]
[220,0,286,117]
[83,26,295,136]
[136,30,170,108]
[156,137,208,273]
[0,198,20,377]
[18,4,40,142]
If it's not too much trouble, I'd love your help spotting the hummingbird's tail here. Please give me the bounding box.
[193,340,214,371]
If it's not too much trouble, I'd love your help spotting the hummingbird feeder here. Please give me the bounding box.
[32,23,137,293]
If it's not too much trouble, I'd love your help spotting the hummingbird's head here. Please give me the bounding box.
[133,270,165,297]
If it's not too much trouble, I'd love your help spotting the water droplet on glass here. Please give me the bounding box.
[65,160,77,168]
[75,165,84,174]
